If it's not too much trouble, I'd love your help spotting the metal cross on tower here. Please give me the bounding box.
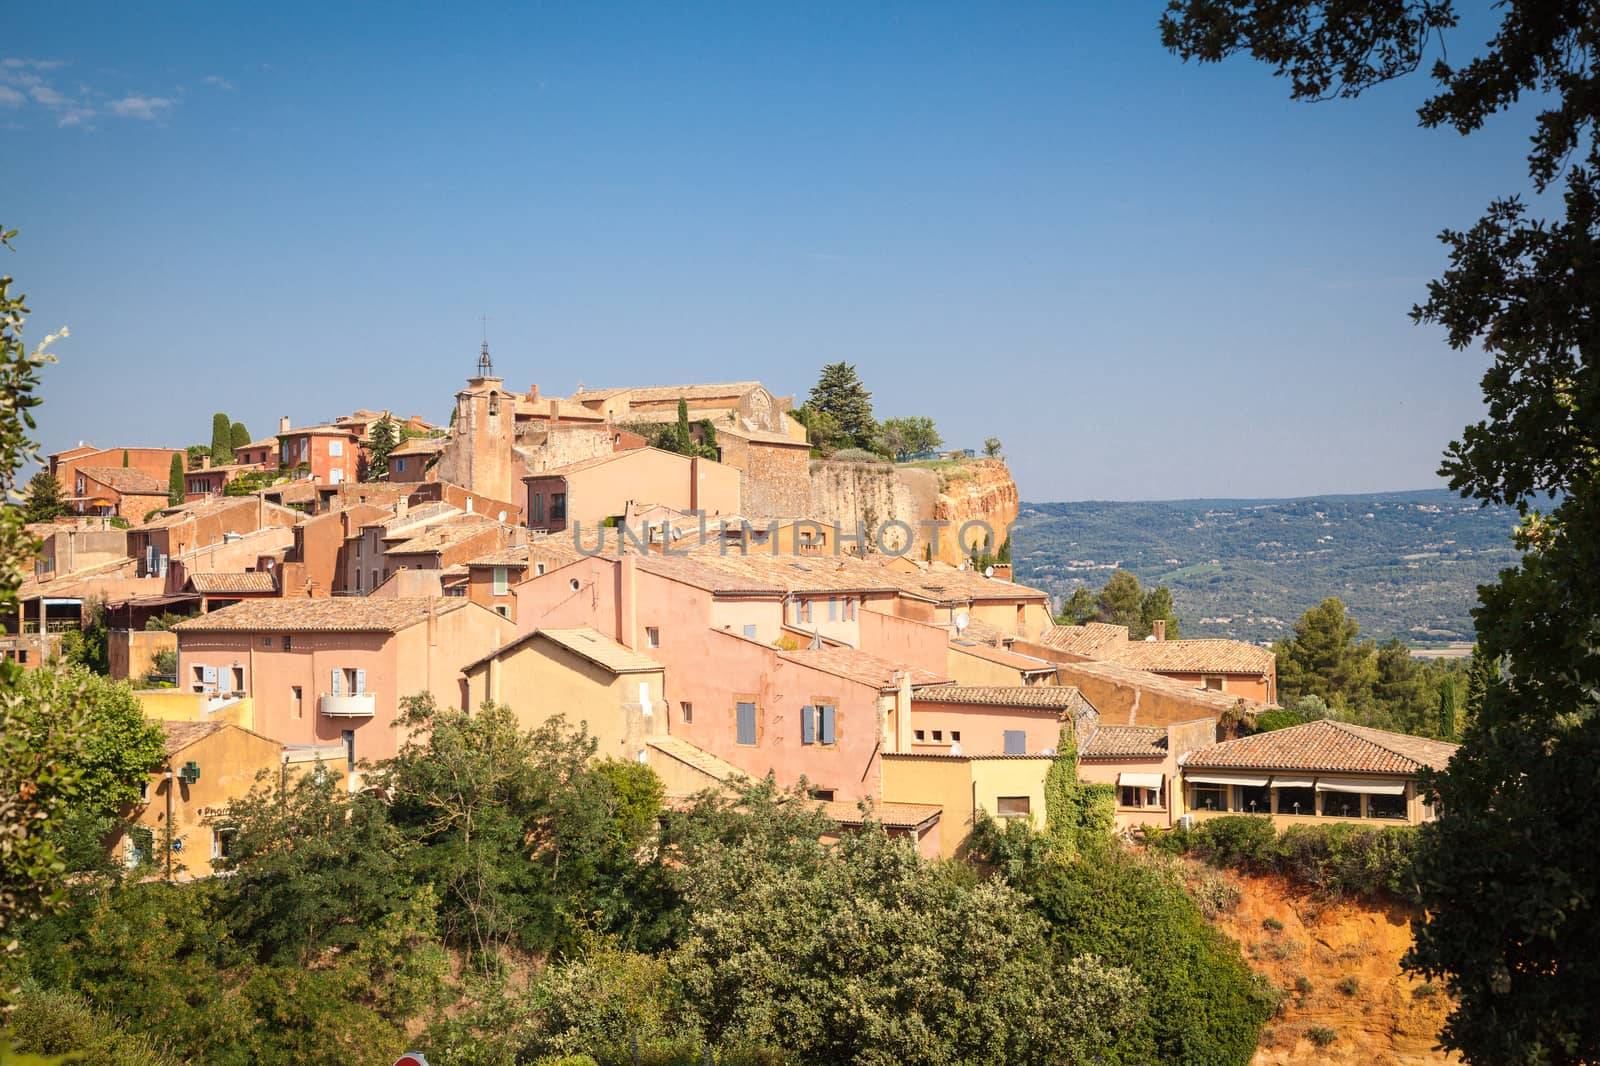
[476,313,494,376]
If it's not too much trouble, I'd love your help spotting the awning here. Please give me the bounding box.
[1186,772,1270,787]
[1118,772,1165,789]
[1315,777,1406,796]
[1271,776,1317,789]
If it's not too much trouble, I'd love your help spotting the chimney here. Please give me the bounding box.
[278,415,291,434]
[689,456,700,512]
[1152,619,1167,642]
[548,398,561,431]
[528,384,540,402]
[618,552,638,649]
[200,454,211,469]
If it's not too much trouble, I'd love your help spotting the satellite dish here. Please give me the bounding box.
[954,612,970,633]
[498,510,507,522]
[949,741,963,755]
[1144,634,1158,642]
[984,565,994,578]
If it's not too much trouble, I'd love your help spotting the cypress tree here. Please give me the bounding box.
[1438,678,1458,741]
[168,453,185,506]
[210,413,235,465]
[230,421,251,451]
[121,449,129,467]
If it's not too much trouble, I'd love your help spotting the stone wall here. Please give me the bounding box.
[804,458,1018,564]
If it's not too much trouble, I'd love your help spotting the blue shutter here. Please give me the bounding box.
[1004,730,1026,755]
[331,669,343,696]
[354,668,366,695]
[743,624,757,639]
[736,702,756,745]
[820,704,836,745]
[800,705,815,745]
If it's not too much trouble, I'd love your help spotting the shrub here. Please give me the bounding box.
[1294,975,1313,995]
[1336,975,1361,995]
[1141,824,1191,856]
[1262,916,1284,932]
[828,447,888,463]
[1306,1026,1337,1047]
[9,980,180,1066]
[1251,709,1306,732]
[1413,982,1439,999]
[1273,823,1418,900]
[1192,815,1277,870]
[1190,868,1242,919]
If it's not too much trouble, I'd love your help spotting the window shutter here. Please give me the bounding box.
[331,669,343,696]
[801,705,815,745]
[1004,730,1026,755]
[820,704,836,745]
[736,702,756,745]
[743,624,757,639]
[354,668,366,695]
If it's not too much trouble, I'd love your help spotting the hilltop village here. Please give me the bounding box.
[9,349,1453,874]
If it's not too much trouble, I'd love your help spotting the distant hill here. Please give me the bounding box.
[1011,489,1527,645]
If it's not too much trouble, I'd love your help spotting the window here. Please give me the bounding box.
[950,730,961,743]
[1321,790,1362,818]
[139,779,148,801]
[1190,784,1228,812]
[292,685,303,719]
[282,635,292,651]
[681,702,693,724]
[828,597,838,621]
[1120,786,1162,809]
[341,730,355,771]
[395,457,407,473]
[1203,676,1225,691]
[646,626,660,648]
[932,729,943,742]
[371,569,379,589]
[743,624,757,639]
[1003,730,1026,755]
[329,439,344,456]
[495,605,510,618]
[16,650,25,664]
[913,729,925,741]
[550,493,567,522]
[492,566,509,595]
[996,796,1031,818]
[802,600,813,623]
[810,788,835,801]
[530,494,544,523]
[535,562,546,576]
[356,568,363,592]
[262,635,273,648]
[1366,791,1408,820]
[638,682,652,714]
[1232,783,1270,814]
[818,703,836,745]
[736,701,757,745]
[802,704,835,745]
[1275,787,1316,816]
[213,828,236,860]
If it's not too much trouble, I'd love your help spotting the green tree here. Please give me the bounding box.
[1438,678,1457,741]
[167,452,184,506]
[120,449,128,467]
[1056,587,1097,626]
[209,412,234,465]
[1043,726,1114,856]
[184,444,208,470]
[1273,598,1377,714]
[1161,4,1600,1058]
[22,470,66,522]
[1094,569,1144,631]
[58,596,112,675]
[229,421,250,451]
[876,415,942,460]
[365,413,399,482]
[806,361,876,450]
[1370,638,1436,735]
[1137,584,1181,640]
[984,436,1003,457]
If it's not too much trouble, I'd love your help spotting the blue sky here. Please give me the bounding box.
[3,3,1537,501]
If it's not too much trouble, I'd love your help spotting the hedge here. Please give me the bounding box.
[1144,816,1419,901]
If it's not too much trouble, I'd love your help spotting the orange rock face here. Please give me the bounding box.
[929,459,1019,565]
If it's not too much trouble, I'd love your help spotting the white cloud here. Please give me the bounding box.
[202,74,235,91]
[0,85,23,107]
[2,58,64,71]
[108,94,173,119]
[29,85,68,107]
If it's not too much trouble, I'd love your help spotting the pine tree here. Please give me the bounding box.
[1094,569,1144,632]
[210,412,234,465]
[807,362,876,450]
[168,453,185,506]
[365,413,398,482]
[230,421,250,451]
[22,470,66,522]
[1272,598,1378,713]
[1057,588,1096,626]
[1137,585,1181,640]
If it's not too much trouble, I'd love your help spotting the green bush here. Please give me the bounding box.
[1413,982,1439,999]
[1336,975,1360,995]
[1190,867,1242,919]
[1306,1025,1337,1047]
[1192,815,1277,870]
[9,980,180,1066]
[1251,710,1306,732]
[1294,975,1313,994]
[1262,916,1284,932]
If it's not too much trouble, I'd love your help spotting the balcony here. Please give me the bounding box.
[319,692,376,718]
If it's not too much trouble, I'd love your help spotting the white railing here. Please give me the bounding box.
[319,692,376,718]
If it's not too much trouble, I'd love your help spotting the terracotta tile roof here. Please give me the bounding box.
[390,436,446,456]
[777,646,950,690]
[1052,656,1276,715]
[1183,720,1459,775]
[278,424,360,437]
[140,497,298,530]
[939,615,1010,646]
[466,546,532,568]
[645,736,750,783]
[881,751,1057,761]
[715,421,809,447]
[820,799,942,830]
[238,437,282,452]
[172,596,470,634]
[634,553,787,596]
[386,516,503,556]
[160,719,226,755]
[76,466,166,495]
[1082,725,1170,759]
[682,551,900,595]
[912,685,1090,713]
[1036,622,1129,656]
[1112,638,1275,675]
[184,572,278,594]
[867,559,1050,605]
[949,639,1060,674]
[536,627,664,674]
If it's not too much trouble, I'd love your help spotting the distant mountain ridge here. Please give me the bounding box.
[1010,488,1526,644]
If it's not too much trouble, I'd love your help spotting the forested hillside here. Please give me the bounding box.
[1012,490,1527,644]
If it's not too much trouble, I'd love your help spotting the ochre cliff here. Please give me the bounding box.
[1198,867,1458,1066]
[807,458,1019,565]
